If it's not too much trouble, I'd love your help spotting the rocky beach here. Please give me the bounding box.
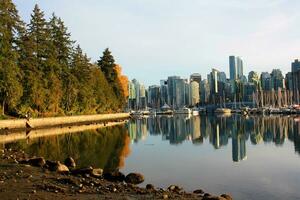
[0,148,232,200]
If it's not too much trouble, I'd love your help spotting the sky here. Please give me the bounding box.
[13,0,300,86]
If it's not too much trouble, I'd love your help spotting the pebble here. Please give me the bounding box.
[32,190,36,194]
[163,194,168,199]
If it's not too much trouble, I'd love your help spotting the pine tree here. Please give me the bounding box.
[97,48,117,84]
[19,4,50,113]
[0,0,23,115]
[97,48,125,108]
[71,45,95,113]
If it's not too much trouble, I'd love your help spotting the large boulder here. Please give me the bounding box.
[168,185,182,193]
[64,157,76,169]
[221,194,233,200]
[71,166,93,176]
[28,157,46,167]
[125,173,144,184]
[91,168,103,178]
[103,171,125,182]
[45,160,69,173]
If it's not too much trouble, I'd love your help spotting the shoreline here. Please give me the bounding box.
[0,113,130,130]
[0,148,233,200]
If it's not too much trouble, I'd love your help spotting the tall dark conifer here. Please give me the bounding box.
[0,0,23,115]
[97,48,125,107]
[19,4,49,113]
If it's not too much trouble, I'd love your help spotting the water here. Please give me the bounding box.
[2,115,300,200]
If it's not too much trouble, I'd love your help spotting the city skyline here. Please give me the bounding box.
[13,0,300,85]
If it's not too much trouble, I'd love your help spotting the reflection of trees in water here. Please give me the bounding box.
[128,115,300,158]
[6,125,130,171]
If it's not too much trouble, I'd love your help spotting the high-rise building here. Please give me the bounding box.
[229,56,244,80]
[210,68,219,94]
[292,59,300,103]
[148,85,160,109]
[229,56,237,80]
[160,80,168,106]
[128,81,136,110]
[236,56,244,79]
[200,79,210,105]
[167,76,180,107]
[218,72,227,83]
[128,79,146,110]
[270,69,285,90]
[190,73,202,84]
[190,81,200,106]
[261,72,272,91]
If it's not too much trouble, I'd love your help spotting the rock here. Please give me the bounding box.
[71,167,93,176]
[163,194,168,199]
[91,168,103,178]
[193,189,204,194]
[168,185,181,192]
[64,157,76,169]
[18,159,29,164]
[56,163,69,173]
[146,184,155,190]
[221,194,233,200]
[125,173,144,184]
[28,157,46,167]
[203,196,225,200]
[45,160,58,171]
[45,160,69,173]
[104,171,126,182]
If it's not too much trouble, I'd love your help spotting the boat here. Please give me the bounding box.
[269,108,282,114]
[157,103,173,115]
[215,108,232,114]
[156,110,173,115]
[174,107,192,115]
[192,108,199,116]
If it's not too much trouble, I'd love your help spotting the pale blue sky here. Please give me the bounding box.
[13,0,300,85]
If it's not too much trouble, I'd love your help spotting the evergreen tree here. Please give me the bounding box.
[19,4,49,113]
[71,45,95,113]
[97,48,117,84]
[0,0,23,115]
[97,48,125,108]
[1,3,127,116]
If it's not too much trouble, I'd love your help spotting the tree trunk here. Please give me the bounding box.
[2,100,5,116]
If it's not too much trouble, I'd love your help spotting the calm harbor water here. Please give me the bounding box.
[2,114,300,200]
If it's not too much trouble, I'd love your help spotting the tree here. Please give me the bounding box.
[0,0,23,115]
[97,48,125,108]
[19,4,50,113]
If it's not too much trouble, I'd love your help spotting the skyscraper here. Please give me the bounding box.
[236,56,244,79]
[292,59,300,103]
[229,56,244,80]
[229,56,237,80]
[190,73,202,84]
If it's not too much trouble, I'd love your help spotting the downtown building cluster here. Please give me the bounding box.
[128,56,300,110]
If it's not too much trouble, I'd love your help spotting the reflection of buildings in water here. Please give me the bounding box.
[128,118,148,142]
[128,115,300,160]
[191,116,201,141]
[148,117,161,135]
[291,120,300,154]
[232,132,247,162]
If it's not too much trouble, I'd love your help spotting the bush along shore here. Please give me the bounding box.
[0,148,232,200]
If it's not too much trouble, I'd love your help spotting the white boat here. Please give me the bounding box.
[215,108,232,114]
[192,108,199,116]
[174,107,192,115]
